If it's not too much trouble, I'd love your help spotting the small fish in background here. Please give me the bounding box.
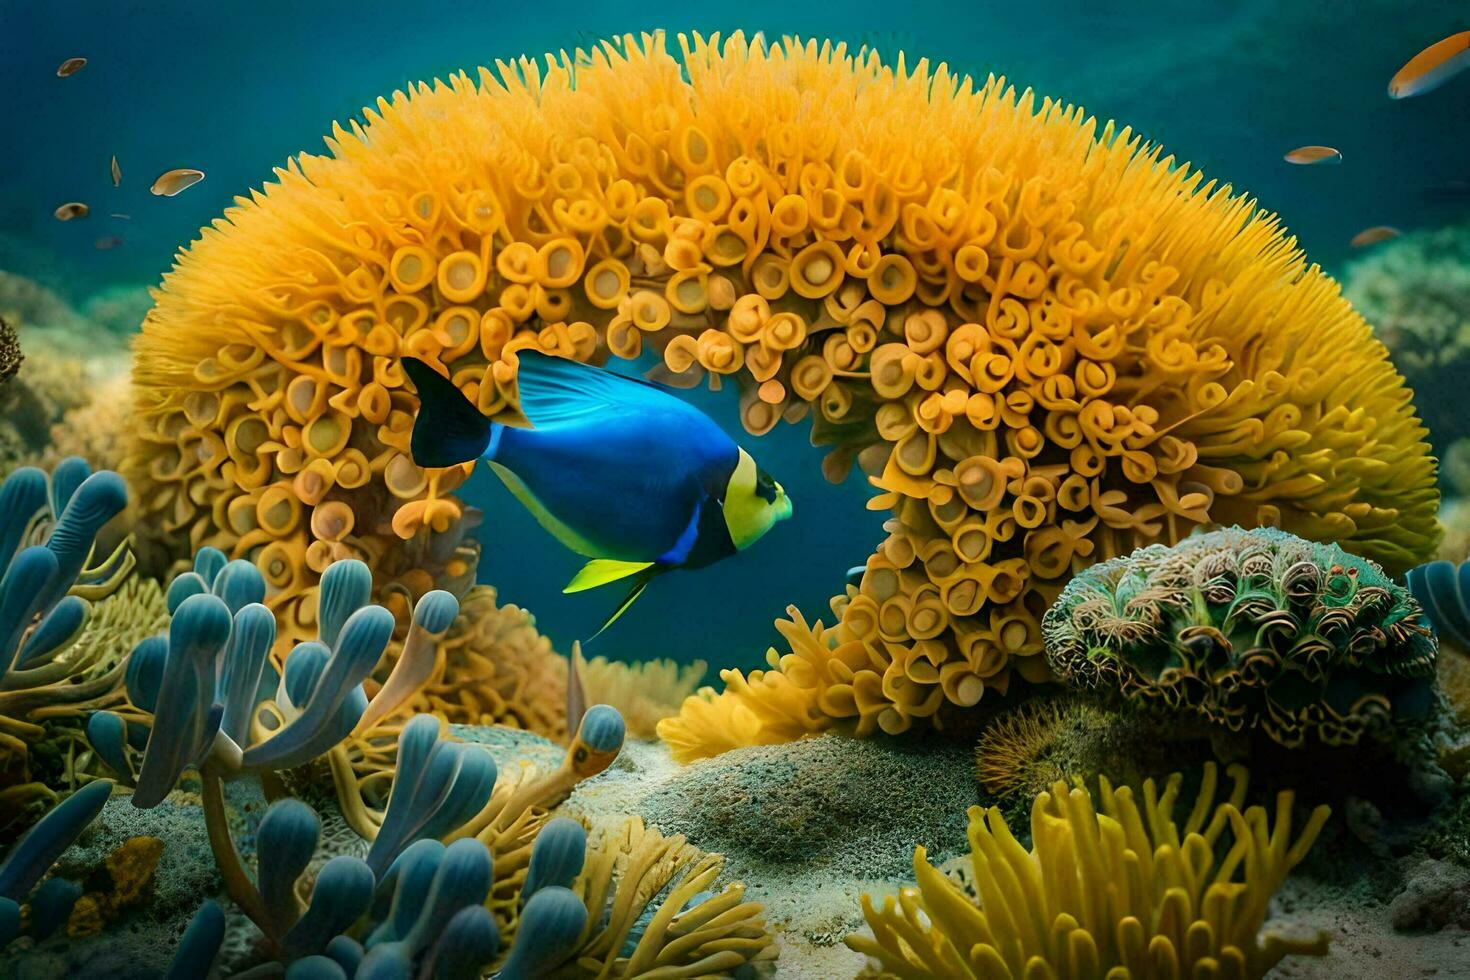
[150,168,205,197]
[1389,31,1470,99]
[1285,146,1342,166]
[110,213,130,220]
[1350,226,1402,248]
[53,202,88,221]
[110,156,121,187]
[56,57,86,78]
[403,350,794,639]
[94,236,123,251]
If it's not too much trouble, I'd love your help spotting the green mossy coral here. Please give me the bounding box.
[1042,526,1437,749]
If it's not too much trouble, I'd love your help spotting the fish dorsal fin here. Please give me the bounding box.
[564,558,655,594]
[403,357,493,467]
[513,350,694,428]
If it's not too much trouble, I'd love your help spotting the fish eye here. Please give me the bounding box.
[754,468,778,503]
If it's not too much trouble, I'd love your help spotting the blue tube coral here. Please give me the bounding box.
[1408,559,1470,648]
[364,716,497,878]
[495,886,587,979]
[521,817,586,900]
[132,593,233,807]
[0,778,112,902]
[165,899,226,980]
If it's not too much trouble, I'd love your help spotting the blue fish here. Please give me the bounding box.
[402,351,793,638]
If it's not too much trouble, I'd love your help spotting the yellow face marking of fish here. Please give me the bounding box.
[722,447,793,551]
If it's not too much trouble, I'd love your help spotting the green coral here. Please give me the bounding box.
[1042,526,1438,749]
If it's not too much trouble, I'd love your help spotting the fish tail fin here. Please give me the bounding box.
[586,571,656,642]
[403,357,493,467]
[564,558,655,593]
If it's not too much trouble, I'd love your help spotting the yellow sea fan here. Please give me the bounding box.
[127,32,1438,747]
[581,654,706,740]
[849,763,1331,979]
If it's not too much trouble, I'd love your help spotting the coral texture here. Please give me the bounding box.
[974,696,1121,797]
[1043,526,1437,748]
[849,764,1331,979]
[125,32,1438,747]
[581,654,706,739]
[378,583,569,738]
[1343,223,1470,454]
[0,317,19,387]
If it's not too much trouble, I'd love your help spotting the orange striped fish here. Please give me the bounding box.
[1390,31,1470,98]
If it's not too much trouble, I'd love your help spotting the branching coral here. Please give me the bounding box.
[127,31,1438,752]
[582,654,706,739]
[1343,222,1470,455]
[375,583,567,739]
[848,764,1330,979]
[1,461,133,833]
[1043,526,1437,748]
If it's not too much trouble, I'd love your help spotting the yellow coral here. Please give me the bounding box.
[65,836,165,938]
[973,697,1117,797]
[849,764,1330,979]
[128,33,1438,743]
[581,655,706,740]
[553,816,776,977]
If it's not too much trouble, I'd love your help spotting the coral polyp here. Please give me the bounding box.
[849,764,1332,979]
[1043,526,1438,748]
[125,31,1437,753]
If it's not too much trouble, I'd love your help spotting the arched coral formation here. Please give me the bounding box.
[127,32,1438,751]
[848,763,1331,979]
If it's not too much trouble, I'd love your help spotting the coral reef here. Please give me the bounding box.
[62,835,164,938]
[125,32,1436,752]
[0,351,90,476]
[582,653,706,739]
[0,316,19,387]
[971,696,1194,802]
[1,462,133,836]
[1043,526,1437,748]
[1343,222,1470,455]
[80,286,153,339]
[849,763,1331,979]
[377,583,568,738]
[0,779,114,950]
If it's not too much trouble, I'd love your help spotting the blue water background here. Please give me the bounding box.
[4,0,1468,671]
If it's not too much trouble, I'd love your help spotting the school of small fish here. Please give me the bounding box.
[1282,29,1470,247]
[42,30,1470,259]
[49,58,206,244]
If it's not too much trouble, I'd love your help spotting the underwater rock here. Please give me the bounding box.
[1388,858,1470,932]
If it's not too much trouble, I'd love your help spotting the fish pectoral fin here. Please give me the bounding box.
[657,497,706,566]
[403,357,493,468]
[563,558,656,594]
[586,571,657,642]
